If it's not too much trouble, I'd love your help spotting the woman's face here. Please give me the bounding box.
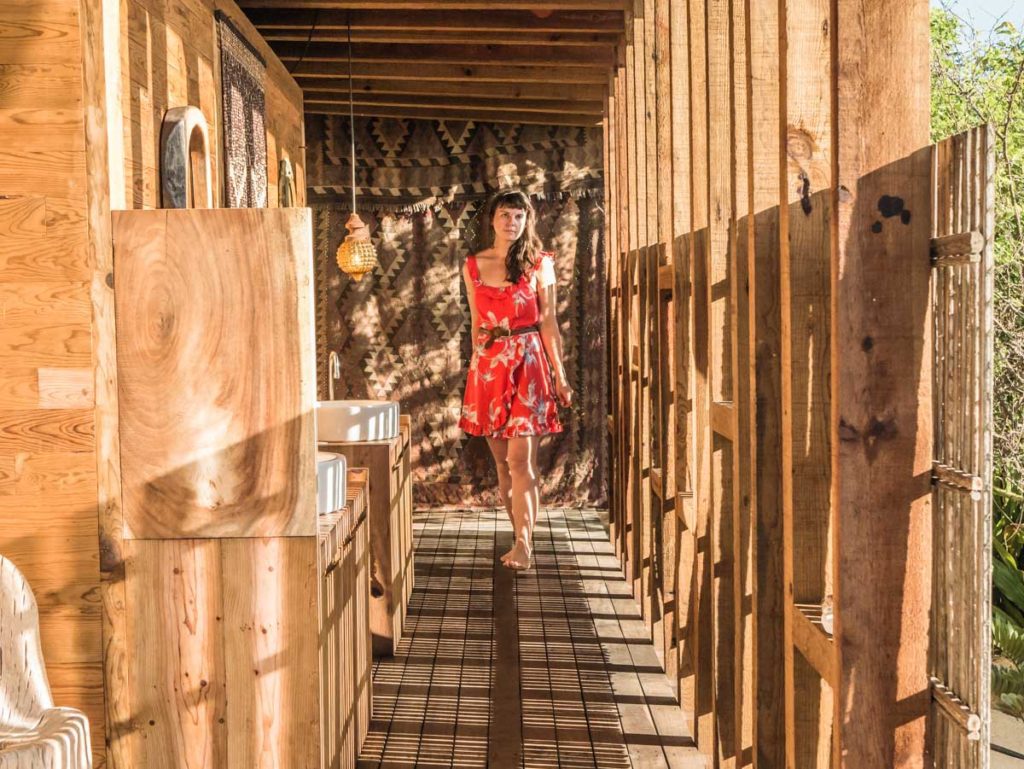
[493,205,527,242]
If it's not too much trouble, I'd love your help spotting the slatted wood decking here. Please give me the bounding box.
[357,508,705,769]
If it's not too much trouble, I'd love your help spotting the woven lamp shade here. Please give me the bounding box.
[336,212,378,281]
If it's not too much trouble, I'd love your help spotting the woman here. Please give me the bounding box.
[459,190,573,570]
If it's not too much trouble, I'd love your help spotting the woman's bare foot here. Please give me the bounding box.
[503,540,532,570]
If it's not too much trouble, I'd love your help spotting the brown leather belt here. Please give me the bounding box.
[479,324,540,350]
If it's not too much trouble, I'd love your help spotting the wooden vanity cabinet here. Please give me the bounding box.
[321,415,414,656]
[318,469,372,768]
[108,209,373,769]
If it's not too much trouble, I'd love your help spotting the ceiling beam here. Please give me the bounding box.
[259,28,619,46]
[270,40,614,67]
[304,90,604,115]
[244,8,625,34]
[288,60,609,84]
[240,1,628,11]
[307,102,602,126]
[294,76,606,101]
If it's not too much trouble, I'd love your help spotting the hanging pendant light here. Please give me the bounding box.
[336,18,378,281]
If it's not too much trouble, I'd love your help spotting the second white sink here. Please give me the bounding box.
[317,399,400,443]
[316,451,347,515]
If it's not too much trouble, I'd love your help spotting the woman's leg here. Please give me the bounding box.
[485,436,513,527]
[504,435,540,569]
[486,436,518,562]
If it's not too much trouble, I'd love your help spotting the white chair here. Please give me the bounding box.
[0,556,92,769]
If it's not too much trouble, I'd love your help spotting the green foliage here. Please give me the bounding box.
[931,7,1024,482]
[993,608,1024,719]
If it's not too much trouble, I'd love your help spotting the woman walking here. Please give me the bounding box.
[459,190,573,570]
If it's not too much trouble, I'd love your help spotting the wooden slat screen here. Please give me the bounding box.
[929,124,996,768]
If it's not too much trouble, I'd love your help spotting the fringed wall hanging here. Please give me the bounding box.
[216,11,268,208]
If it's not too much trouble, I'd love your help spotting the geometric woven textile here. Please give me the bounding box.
[217,12,268,208]
[308,116,608,508]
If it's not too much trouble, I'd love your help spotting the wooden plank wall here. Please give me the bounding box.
[120,0,305,208]
[605,0,933,766]
[0,2,105,765]
[0,2,305,767]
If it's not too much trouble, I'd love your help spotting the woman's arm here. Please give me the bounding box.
[463,262,480,353]
[535,256,573,407]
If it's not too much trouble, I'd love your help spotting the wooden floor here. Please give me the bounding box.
[358,508,705,769]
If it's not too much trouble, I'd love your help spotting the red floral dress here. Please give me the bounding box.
[459,252,563,439]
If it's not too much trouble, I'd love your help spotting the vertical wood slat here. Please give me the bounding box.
[604,3,976,769]
[667,0,695,727]
[639,242,654,620]
[616,68,630,567]
[706,0,736,764]
[929,125,994,769]
[674,233,698,734]
[686,0,713,754]
[629,247,642,596]
[653,0,676,681]
[744,0,787,761]
[730,0,754,759]
[692,226,715,758]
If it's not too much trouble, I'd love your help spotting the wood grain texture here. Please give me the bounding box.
[113,208,316,540]
[777,0,837,764]
[36,368,95,410]
[126,539,228,769]
[833,1,932,766]
[119,0,304,209]
[124,536,324,769]
[319,468,371,768]
[222,537,320,769]
[0,5,105,764]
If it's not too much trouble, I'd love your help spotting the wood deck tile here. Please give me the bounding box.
[357,509,701,769]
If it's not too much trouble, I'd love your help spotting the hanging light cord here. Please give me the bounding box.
[287,9,319,75]
[347,17,357,215]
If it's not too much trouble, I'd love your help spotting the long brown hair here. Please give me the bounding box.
[483,189,544,285]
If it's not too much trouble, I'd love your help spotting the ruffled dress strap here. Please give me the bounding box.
[466,254,482,286]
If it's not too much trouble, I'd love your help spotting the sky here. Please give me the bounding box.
[936,0,1024,30]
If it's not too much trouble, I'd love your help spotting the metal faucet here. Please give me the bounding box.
[327,351,341,401]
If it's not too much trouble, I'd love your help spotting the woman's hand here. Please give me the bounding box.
[554,378,573,408]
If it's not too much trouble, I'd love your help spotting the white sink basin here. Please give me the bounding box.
[316,451,347,515]
[317,399,400,443]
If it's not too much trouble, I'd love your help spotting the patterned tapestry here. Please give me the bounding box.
[307,115,607,508]
[217,12,267,207]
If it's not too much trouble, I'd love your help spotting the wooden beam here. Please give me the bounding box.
[833,0,932,764]
[260,28,620,47]
[710,400,734,440]
[305,102,601,125]
[244,7,627,32]
[304,91,605,115]
[295,76,607,101]
[269,40,615,67]
[781,0,835,764]
[746,0,786,761]
[658,262,673,291]
[790,603,837,687]
[289,59,609,84]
